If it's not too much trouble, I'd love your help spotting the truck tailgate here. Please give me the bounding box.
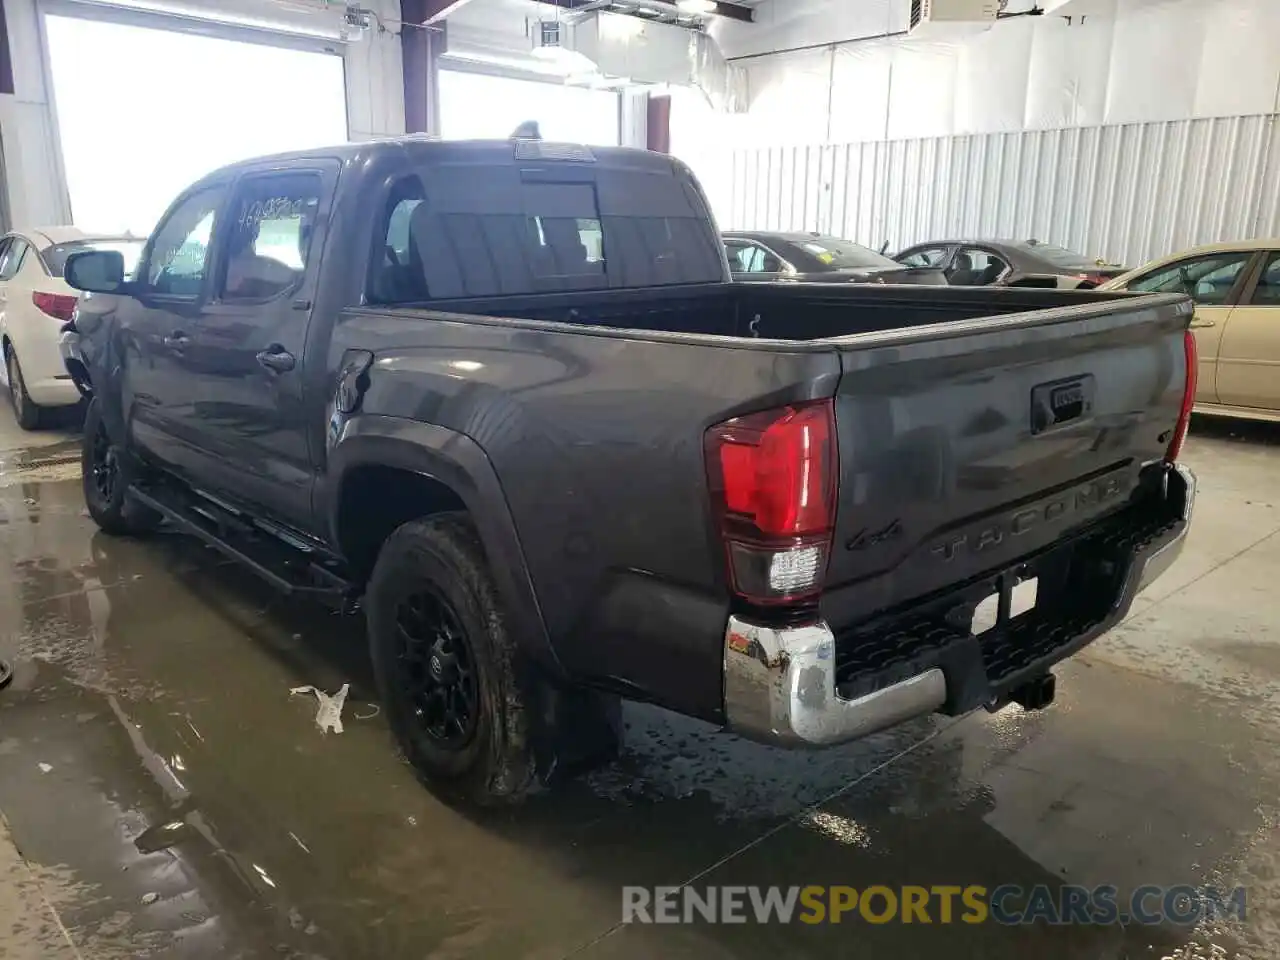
[821,293,1193,629]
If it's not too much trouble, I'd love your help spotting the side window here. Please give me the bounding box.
[899,246,949,268]
[948,247,1006,285]
[385,197,423,267]
[0,238,27,281]
[1129,253,1252,306]
[146,187,225,296]
[726,242,778,273]
[219,173,322,303]
[1246,253,1280,307]
[726,241,758,273]
[954,247,1009,285]
[9,241,29,277]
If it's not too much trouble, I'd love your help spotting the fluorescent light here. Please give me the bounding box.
[676,0,717,13]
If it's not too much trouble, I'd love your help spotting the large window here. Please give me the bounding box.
[369,165,723,302]
[45,16,347,236]
[438,71,620,146]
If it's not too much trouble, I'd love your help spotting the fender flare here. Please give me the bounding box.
[323,415,563,677]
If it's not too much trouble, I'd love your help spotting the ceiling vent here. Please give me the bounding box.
[908,0,1000,37]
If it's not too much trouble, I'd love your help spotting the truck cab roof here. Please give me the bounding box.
[200,137,689,184]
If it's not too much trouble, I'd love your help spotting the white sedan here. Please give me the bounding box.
[1102,239,1280,423]
[0,227,143,429]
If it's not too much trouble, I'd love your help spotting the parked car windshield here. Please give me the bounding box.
[1011,242,1109,269]
[794,237,900,271]
[43,239,145,279]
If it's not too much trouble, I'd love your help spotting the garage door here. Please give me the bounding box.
[44,14,348,235]
[438,70,619,146]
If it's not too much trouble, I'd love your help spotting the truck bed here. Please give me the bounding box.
[421,282,1135,341]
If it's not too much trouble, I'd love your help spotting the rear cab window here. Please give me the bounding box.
[367,155,725,303]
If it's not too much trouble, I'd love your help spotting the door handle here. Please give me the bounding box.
[163,332,190,349]
[256,346,296,373]
[1189,319,1216,329]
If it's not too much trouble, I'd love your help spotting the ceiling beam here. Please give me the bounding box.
[402,0,479,25]
[704,2,754,23]
[533,1,755,23]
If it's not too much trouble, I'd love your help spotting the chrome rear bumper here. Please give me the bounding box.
[724,617,945,747]
[723,464,1196,748]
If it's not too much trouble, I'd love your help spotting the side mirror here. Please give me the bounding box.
[64,250,128,294]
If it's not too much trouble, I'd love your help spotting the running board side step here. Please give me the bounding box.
[128,485,354,602]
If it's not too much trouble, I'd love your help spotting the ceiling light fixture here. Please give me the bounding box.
[675,0,717,13]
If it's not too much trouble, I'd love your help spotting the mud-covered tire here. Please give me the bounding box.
[7,347,43,431]
[367,513,537,805]
[81,398,160,536]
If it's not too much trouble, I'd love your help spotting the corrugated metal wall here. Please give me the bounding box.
[718,114,1280,267]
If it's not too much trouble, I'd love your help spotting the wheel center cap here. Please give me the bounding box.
[429,654,443,678]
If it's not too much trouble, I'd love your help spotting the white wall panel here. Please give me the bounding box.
[713,115,1280,268]
[711,0,1280,146]
[885,42,958,140]
[829,46,892,142]
[955,20,1033,134]
[1193,0,1280,119]
[1024,17,1112,128]
[1102,1,1202,124]
[747,50,832,143]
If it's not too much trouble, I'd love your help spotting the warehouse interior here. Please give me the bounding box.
[1,0,1279,956]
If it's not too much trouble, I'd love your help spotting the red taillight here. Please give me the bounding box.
[1166,329,1197,462]
[32,292,78,322]
[706,400,837,604]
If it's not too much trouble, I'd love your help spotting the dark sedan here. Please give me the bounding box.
[724,231,947,285]
[894,239,1125,289]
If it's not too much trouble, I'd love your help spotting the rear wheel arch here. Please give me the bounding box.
[325,421,562,676]
[334,463,466,581]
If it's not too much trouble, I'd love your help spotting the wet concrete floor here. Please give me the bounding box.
[0,410,1277,959]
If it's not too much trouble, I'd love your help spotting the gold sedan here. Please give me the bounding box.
[1102,241,1280,422]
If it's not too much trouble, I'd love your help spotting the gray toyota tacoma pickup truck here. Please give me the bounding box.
[60,136,1197,804]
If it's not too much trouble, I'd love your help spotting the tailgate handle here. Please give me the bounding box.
[1031,375,1095,434]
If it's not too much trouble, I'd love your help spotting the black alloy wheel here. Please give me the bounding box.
[394,589,479,748]
[90,418,119,505]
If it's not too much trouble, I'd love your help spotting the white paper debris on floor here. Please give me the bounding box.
[289,683,350,734]
[141,892,159,905]
[37,763,52,774]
